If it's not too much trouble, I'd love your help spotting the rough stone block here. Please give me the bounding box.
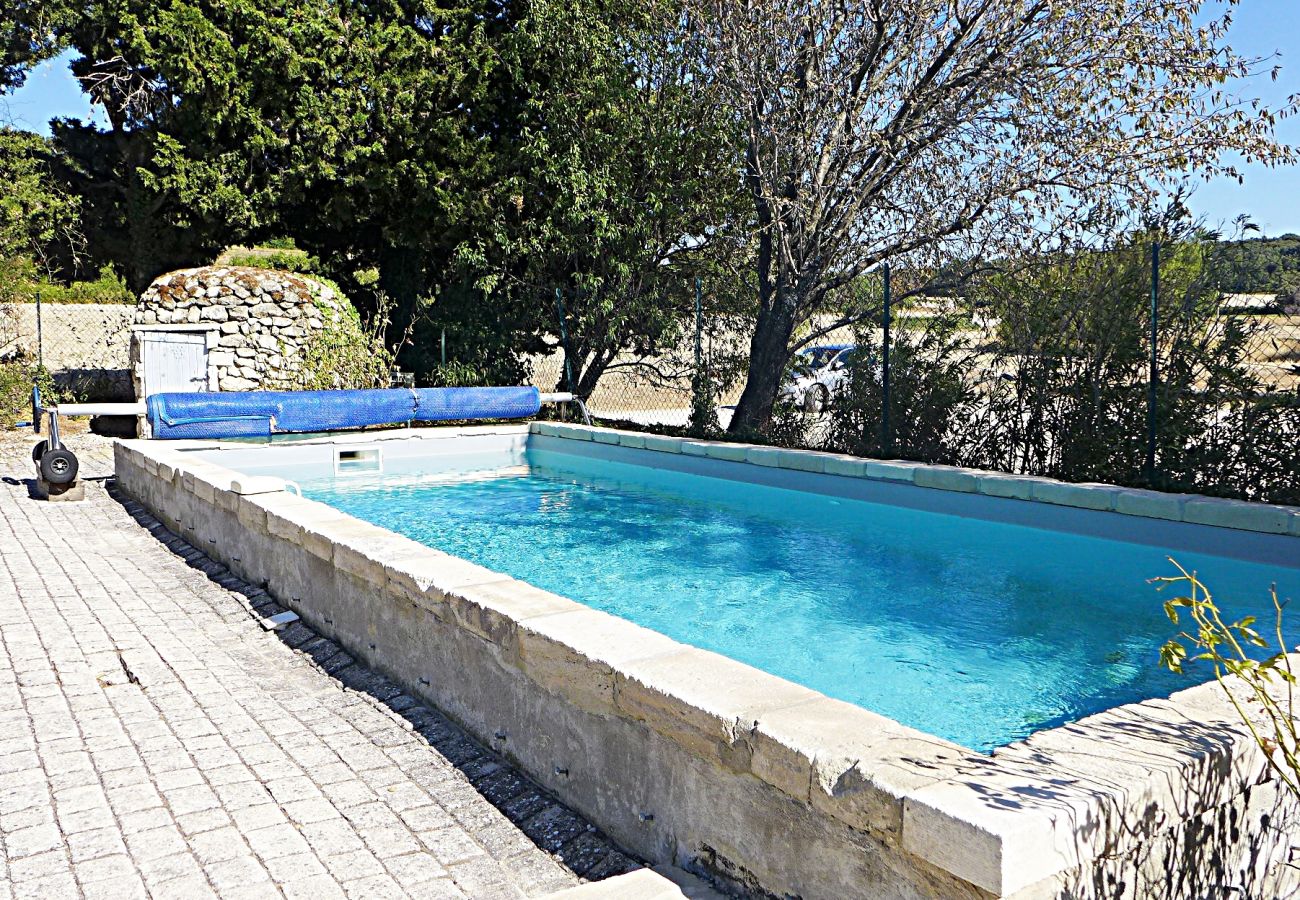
[680,441,711,457]
[259,493,324,544]
[592,430,621,445]
[1182,497,1293,534]
[229,475,286,496]
[744,447,785,467]
[1031,480,1118,511]
[616,649,819,770]
[235,494,271,532]
[702,443,750,462]
[903,780,1071,897]
[385,549,508,616]
[749,697,962,839]
[617,432,646,450]
[864,460,923,482]
[976,474,1042,500]
[1114,489,1184,522]
[913,466,979,493]
[545,423,594,442]
[295,507,366,562]
[517,610,681,717]
[449,580,579,652]
[34,477,85,502]
[639,434,683,454]
[821,455,868,478]
[781,450,827,474]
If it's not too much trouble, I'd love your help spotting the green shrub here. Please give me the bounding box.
[222,247,320,275]
[1158,561,1298,801]
[826,315,977,463]
[24,266,134,304]
[816,232,1299,504]
[269,284,395,391]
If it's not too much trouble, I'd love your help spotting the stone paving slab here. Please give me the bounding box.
[0,432,640,899]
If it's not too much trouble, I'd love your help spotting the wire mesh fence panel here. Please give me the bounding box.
[0,297,136,415]
[790,245,1300,505]
[528,245,1297,505]
[525,284,753,431]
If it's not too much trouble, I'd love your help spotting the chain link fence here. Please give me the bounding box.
[525,280,753,430]
[1,296,137,425]
[532,244,1300,504]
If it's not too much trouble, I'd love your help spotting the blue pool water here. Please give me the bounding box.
[295,448,1298,752]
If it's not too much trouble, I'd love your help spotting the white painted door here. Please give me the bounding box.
[141,332,209,395]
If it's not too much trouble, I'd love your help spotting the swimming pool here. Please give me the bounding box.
[116,424,1300,898]
[268,440,1294,754]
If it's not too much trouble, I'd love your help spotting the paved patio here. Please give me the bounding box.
[0,432,640,900]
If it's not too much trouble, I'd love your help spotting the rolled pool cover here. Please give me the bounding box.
[146,386,542,440]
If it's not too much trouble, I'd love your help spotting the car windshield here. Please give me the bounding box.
[803,347,843,370]
[838,347,871,368]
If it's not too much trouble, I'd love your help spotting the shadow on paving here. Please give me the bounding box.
[105,480,647,887]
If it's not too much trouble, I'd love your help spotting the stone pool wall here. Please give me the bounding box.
[113,425,1300,898]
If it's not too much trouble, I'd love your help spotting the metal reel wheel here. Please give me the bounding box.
[39,448,79,485]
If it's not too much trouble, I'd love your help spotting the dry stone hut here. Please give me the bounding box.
[130,266,348,397]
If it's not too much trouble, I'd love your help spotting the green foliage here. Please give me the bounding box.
[13,266,133,304]
[1210,234,1300,299]
[827,315,977,463]
[222,248,320,275]
[0,128,82,283]
[452,0,749,395]
[1157,560,1298,800]
[10,0,497,296]
[688,368,721,438]
[820,229,1300,504]
[0,305,62,426]
[270,289,394,392]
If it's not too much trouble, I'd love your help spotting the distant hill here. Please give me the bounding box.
[1209,234,1300,296]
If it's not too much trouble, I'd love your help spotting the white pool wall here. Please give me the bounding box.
[113,422,1300,898]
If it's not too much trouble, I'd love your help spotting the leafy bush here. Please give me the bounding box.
[1158,561,1298,801]
[814,231,1300,504]
[826,315,978,463]
[222,248,321,275]
[0,305,62,427]
[269,285,395,391]
[14,265,134,304]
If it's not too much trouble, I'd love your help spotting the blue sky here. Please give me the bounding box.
[4,2,1299,236]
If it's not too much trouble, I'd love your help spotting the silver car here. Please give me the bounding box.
[780,344,856,411]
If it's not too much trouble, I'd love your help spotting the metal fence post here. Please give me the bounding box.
[694,277,703,374]
[881,263,891,454]
[1145,242,1160,481]
[555,287,576,397]
[440,328,446,366]
[36,289,43,371]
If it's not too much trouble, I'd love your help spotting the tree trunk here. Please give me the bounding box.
[728,299,796,433]
[727,212,798,433]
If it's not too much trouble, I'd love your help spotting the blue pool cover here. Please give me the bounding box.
[146,386,542,439]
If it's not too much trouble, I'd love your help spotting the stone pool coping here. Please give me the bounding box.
[531,422,1300,538]
[112,425,1299,898]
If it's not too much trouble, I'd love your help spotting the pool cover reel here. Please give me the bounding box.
[146,386,543,440]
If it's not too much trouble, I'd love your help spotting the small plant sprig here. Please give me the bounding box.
[1156,559,1298,799]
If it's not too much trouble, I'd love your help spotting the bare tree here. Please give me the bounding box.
[686,0,1296,432]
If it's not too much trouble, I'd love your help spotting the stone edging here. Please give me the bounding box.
[113,432,1300,898]
[530,422,1300,538]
